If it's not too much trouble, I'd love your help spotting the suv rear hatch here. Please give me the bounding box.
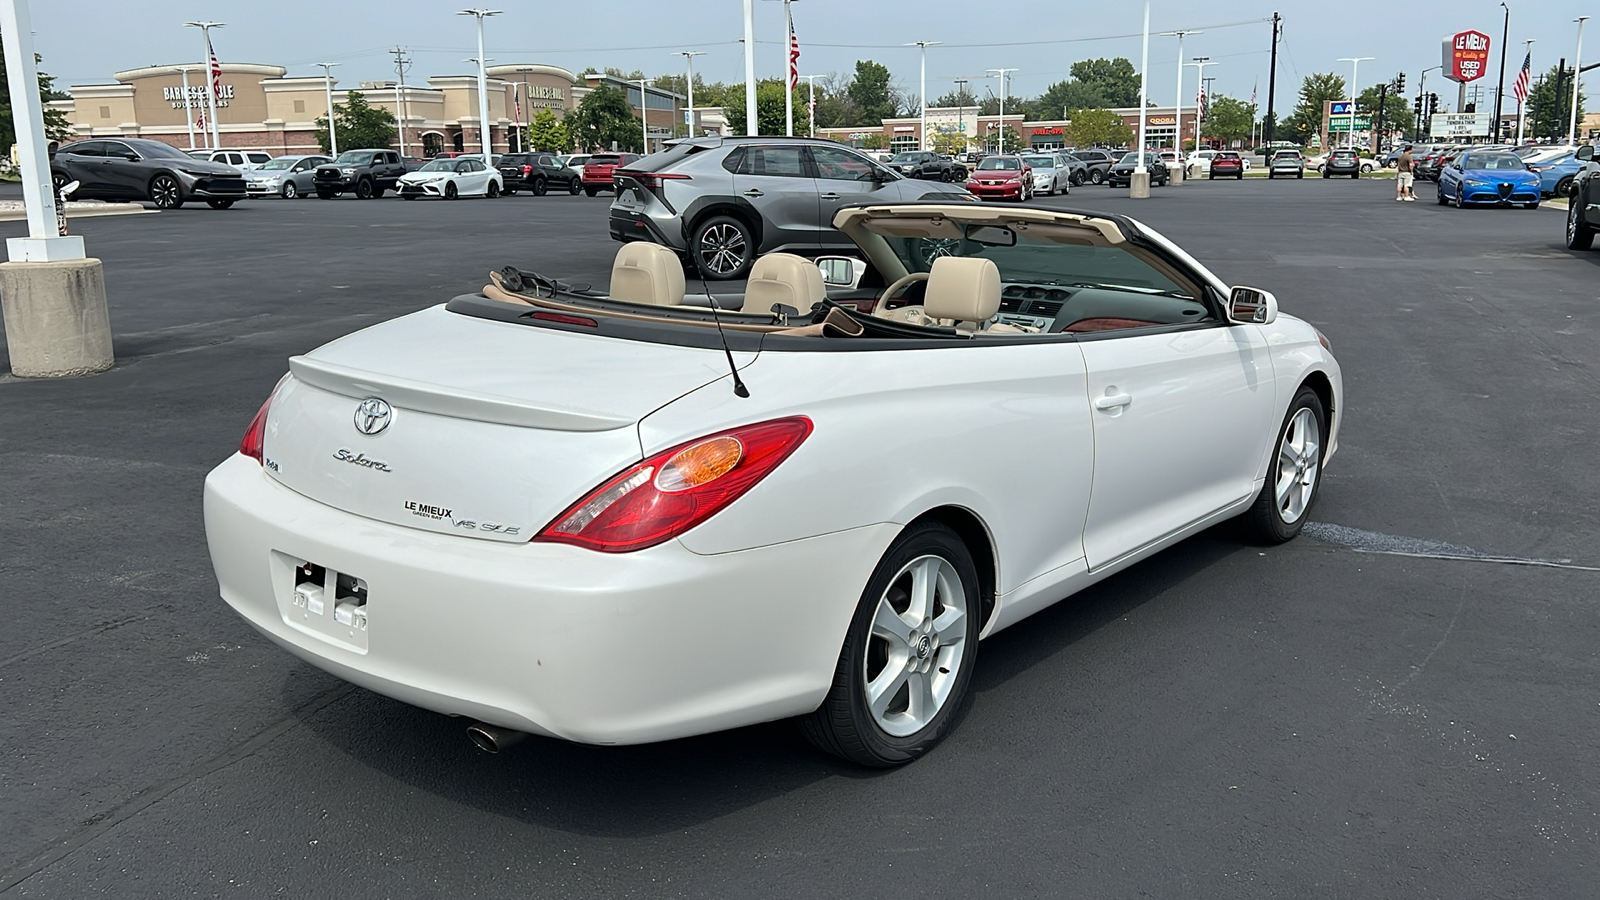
[583,154,636,185]
[260,304,741,543]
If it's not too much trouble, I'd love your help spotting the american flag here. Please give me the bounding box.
[1512,50,1532,104]
[787,7,800,90]
[207,34,222,102]
[513,84,523,126]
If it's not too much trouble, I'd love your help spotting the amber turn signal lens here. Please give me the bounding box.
[655,436,743,492]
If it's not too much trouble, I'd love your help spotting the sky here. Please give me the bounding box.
[31,0,1595,115]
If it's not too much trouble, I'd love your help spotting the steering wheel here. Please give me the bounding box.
[874,271,930,319]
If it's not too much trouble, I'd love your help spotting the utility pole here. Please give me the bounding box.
[1264,11,1281,145]
[316,62,339,156]
[675,50,706,137]
[1494,3,1510,142]
[391,46,412,156]
[1571,16,1589,145]
[799,74,820,137]
[1161,29,1201,180]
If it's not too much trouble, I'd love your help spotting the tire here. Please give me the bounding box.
[1070,170,1084,186]
[372,186,385,198]
[504,186,518,196]
[355,178,374,200]
[584,185,598,197]
[149,173,184,209]
[205,199,234,209]
[1089,168,1104,185]
[799,520,981,767]
[1322,171,1330,179]
[1268,172,1275,179]
[691,214,755,280]
[1351,172,1359,179]
[1453,188,1465,209]
[1553,175,1574,198]
[486,180,500,198]
[568,178,582,195]
[444,182,459,200]
[531,177,547,196]
[52,170,70,195]
[1526,202,1540,210]
[280,181,299,199]
[317,189,337,200]
[1296,172,1303,179]
[1237,173,1243,180]
[1242,386,1327,544]
[402,194,417,200]
[1437,187,1448,205]
[1209,173,1215,180]
[1568,197,1596,250]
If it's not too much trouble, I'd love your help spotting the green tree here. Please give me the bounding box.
[1067,58,1140,108]
[930,131,968,155]
[315,91,397,153]
[1063,107,1132,148]
[858,132,887,150]
[1037,79,1111,118]
[982,126,1024,152]
[723,79,795,136]
[525,109,572,152]
[1526,63,1587,140]
[568,83,641,153]
[1356,83,1415,142]
[1282,72,1346,145]
[848,60,901,124]
[1203,95,1256,143]
[0,42,72,150]
[932,86,978,109]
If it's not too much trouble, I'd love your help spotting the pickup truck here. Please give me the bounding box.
[313,149,408,199]
[885,150,968,182]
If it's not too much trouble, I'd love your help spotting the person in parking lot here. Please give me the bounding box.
[1396,146,1416,202]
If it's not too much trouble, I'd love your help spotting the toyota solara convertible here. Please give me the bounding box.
[204,201,1341,767]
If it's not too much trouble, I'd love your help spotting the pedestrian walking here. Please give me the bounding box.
[1395,145,1416,202]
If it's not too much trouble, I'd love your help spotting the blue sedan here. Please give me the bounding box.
[1437,150,1542,209]
[1529,151,1582,198]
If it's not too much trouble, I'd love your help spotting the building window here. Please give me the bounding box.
[294,99,306,114]
[422,132,445,156]
[890,135,918,153]
[99,106,111,119]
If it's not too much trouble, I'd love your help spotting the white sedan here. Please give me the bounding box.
[1022,153,1072,196]
[397,156,503,200]
[204,202,1341,767]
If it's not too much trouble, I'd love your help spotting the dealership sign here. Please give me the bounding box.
[1430,112,1492,136]
[1442,30,1491,83]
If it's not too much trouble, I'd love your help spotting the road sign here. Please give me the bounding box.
[1328,116,1373,132]
[1430,112,1492,136]
[1443,30,1491,83]
[1330,101,1355,116]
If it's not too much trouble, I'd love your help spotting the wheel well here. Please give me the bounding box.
[1300,370,1334,426]
[689,204,762,251]
[906,506,998,633]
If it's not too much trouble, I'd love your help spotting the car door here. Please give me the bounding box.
[807,145,906,248]
[56,140,107,193]
[100,141,151,198]
[730,144,822,252]
[1077,311,1279,571]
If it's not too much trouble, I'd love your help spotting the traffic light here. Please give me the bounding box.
[1428,93,1440,114]
[1394,73,1406,93]
[1413,95,1423,116]
[1464,102,1476,113]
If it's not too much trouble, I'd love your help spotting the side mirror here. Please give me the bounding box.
[1579,145,1596,162]
[1228,286,1278,326]
[815,255,866,289]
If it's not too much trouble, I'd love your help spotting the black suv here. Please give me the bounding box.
[884,150,968,182]
[1565,144,1599,251]
[1065,148,1116,184]
[313,149,407,199]
[49,137,247,209]
[496,153,582,196]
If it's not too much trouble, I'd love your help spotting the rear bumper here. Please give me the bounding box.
[608,210,671,246]
[203,454,892,745]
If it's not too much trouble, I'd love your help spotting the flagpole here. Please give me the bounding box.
[173,65,199,150]
[783,0,794,137]
[186,21,225,151]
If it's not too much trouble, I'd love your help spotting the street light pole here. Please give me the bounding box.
[1161,29,1201,175]
[638,78,652,153]
[954,77,969,148]
[1132,0,1150,198]
[1187,58,1215,150]
[1337,56,1374,149]
[458,9,501,159]
[173,65,202,149]
[1571,16,1589,145]
[315,62,339,156]
[743,0,757,135]
[185,21,224,151]
[986,68,1016,153]
[908,41,941,151]
[799,74,820,137]
[675,51,706,137]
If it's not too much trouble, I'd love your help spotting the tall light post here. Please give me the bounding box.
[1161,29,1201,180]
[1337,56,1374,149]
[987,68,1016,153]
[1417,64,1441,137]
[637,78,653,153]
[172,65,203,149]
[799,74,821,137]
[783,0,796,136]
[506,66,535,153]
[1571,16,1589,145]
[1132,0,1150,197]
[954,77,970,149]
[743,0,757,135]
[458,9,501,159]
[1187,58,1215,150]
[315,62,339,156]
[675,50,706,137]
[185,21,224,151]
[1494,3,1511,141]
[908,41,942,151]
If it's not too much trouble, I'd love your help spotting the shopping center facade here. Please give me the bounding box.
[817,105,1203,153]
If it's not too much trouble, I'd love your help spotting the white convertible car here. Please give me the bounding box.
[204,202,1341,767]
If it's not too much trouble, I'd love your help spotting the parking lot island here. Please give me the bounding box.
[0,257,114,377]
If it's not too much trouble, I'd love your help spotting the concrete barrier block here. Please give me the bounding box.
[0,258,114,377]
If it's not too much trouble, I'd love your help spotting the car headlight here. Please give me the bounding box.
[340,167,356,176]
[179,169,212,178]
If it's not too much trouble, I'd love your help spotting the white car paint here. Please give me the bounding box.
[397,157,503,199]
[203,207,1342,748]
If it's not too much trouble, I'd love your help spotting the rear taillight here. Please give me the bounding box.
[522,164,533,174]
[630,172,691,191]
[534,416,814,552]
[239,377,289,464]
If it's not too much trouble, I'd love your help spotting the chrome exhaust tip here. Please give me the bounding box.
[466,722,528,753]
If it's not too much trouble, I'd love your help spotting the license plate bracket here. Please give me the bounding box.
[276,552,370,653]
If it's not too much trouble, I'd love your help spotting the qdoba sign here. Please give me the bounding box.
[1442,30,1491,83]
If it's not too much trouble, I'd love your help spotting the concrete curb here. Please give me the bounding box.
[0,205,156,222]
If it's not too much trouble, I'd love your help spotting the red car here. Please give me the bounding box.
[964,155,1034,201]
[581,153,640,197]
[1209,151,1245,180]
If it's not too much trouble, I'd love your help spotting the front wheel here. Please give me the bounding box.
[281,181,300,199]
[444,182,459,200]
[1070,170,1084,186]
[486,180,500,198]
[799,521,981,767]
[1243,387,1326,543]
[568,178,582,195]
[355,178,375,200]
[149,173,184,209]
[1568,197,1597,250]
[1089,168,1104,185]
[692,214,755,280]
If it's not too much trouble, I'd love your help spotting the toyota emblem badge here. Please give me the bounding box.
[354,397,393,436]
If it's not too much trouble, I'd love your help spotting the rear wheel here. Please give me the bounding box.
[149,173,184,209]
[1568,197,1596,250]
[1553,175,1575,198]
[486,180,500,198]
[317,189,337,199]
[584,185,598,197]
[800,521,981,767]
[1070,169,1084,186]
[692,214,755,280]
[531,177,547,196]
[1243,387,1326,543]
[1089,168,1104,185]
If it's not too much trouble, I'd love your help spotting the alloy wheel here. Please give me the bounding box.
[1273,407,1321,525]
[150,175,181,209]
[861,555,970,738]
[697,222,748,276]
[281,181,299,199]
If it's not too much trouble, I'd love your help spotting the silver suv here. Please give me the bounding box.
[609,136,972,280]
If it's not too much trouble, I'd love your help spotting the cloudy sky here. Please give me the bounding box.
[33,0,1593,112]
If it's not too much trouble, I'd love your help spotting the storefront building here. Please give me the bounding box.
[818,106,1202,153]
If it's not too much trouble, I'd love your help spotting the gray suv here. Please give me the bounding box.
[608,136,972,280]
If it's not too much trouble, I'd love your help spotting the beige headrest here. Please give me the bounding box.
[740,252,827,315]
[609,242,685,306]
[923,256,1001,323]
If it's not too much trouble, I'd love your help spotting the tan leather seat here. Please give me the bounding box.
[609,242,685,306]
[740,252,826,317]
[923,256,1001,328]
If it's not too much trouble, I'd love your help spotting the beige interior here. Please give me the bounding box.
[609,243,686,306]
[740,252,826,316]
[923,257,1001,324]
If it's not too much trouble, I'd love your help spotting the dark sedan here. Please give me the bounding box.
[49,138,247,209]
[1106,152,1170,188]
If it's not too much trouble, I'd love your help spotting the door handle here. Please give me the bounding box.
[820,193,840,200]
[1093,392,1133,411]
[742,188,764,197]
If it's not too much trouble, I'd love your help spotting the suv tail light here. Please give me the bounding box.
[521,164,533,175]
[239,376,289,464]
[626,172,691,191]
[534,416,813,552]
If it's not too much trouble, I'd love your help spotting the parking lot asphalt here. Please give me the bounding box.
[2,179,1597,898]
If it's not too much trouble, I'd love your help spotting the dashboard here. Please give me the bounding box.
[991,282,1210,333]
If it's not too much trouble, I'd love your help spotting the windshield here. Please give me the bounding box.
[334,151,374,164]
[418,159,455,172]
[1463,153,1525,171]
[258,158,295,171]
[1021,156,1055,169]
[136,142,197,160]
[977,157,1021,170]
[1117,152,1153,165]
[889,153,921,163]
[1273,151,1300,160]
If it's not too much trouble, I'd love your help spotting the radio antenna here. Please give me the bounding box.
[700,279,749,398]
